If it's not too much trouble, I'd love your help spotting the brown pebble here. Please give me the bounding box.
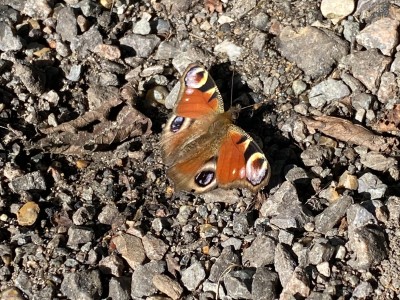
[17,201,40,226]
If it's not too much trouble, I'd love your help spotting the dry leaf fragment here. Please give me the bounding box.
[302,115,398,153]
[38,97,152,155]
[373,104,400,134]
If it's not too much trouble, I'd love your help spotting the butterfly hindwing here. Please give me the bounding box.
[216,125,271,192]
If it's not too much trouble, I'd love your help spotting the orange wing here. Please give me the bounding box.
[174,64,224,119]
[216,126,271,192]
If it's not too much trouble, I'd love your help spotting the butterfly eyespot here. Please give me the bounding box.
[195,170,215,187]
[170,116,185,132]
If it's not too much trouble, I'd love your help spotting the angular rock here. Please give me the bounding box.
[120,34,161,58]
[112,233,146,269]
[181,261,206,291]
[142,234,169,260]
[133,18,151,35]
[56,7,77,42]
[108,277,131,300]
[0,21,23,51]
[358,173,387,200]
[340,49,391,92]
[251,267,279,300]
[242,235,276,267]
[228,0,257,19]
[356,17,399,56]
[269,203,313,230]
[14,63,46,96]
[99,255,124,277]
[224,269,255,299]
[214,40,242,61]
[233,211,255,235]
[315,195,353,234]
[353,281,373,298]
[349,224,388,269]
[152,274,183,300]
[377,71,398,103]
[67,226,94,247]
[22,0,51,20]
[309,79,351,109]
[209,246,240,282]
[274,243,297,287]
[280,267,311,298]
[301,145,333,167]
[278,26,349,79]
[260,181,299,217]
[360,151,397,172]
[60,270,102,300]
[70,26,103,57]
[321,0,355,23]
[308,240,335,265]
[131,261,166,298]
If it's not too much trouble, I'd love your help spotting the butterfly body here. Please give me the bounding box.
[161,64,271,193]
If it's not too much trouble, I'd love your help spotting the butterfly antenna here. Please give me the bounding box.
[230,66,235,108]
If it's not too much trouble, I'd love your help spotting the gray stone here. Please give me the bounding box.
[301,145,333,167]
[251,267,279,300]
[358,173,387,200]
[347,203,377,230]
[228,0,257,19]
[308,240,335,265]
[292,80,307,96]
[112,233,146,269]
[233,212,255,235]
[315,195,353,234]
[214,40,242,61]
[108,277,131,300]
[280,267,311,298]
[181,261,206,291]
[56,7,77,42]
[353,281,373,298]
[0,5,19,22]
[14,63,46,95]
[155,41,179,60]
[66,64,82,82]
[309,79,350,108]
[77,0,102,17]
[307,291,333,300]
[72,206,95,225]
[22,0,51,20]
[70,26,103,57]
[270,203,313,230]
[349,224,388,269]
[253,12,269,31]
[340,49,391,93]
[242,235,276,267]
[360,151,397,172]
[120,34,161,58]
[377,71,398,103]
[260,181,299,217]
[133,18,151,35]
[10,171,46,192]
[356,17,399,56]
[261,76,279,96]
[224,269,255,299]
[351,93,373,110]
[98,203,120,225]
[0,21,22,51]
[274,243,297,287]
[341,73,366,93]
[278,230,295,245]
[142,234,169,260]
[152,274,183,300]
[342,19,360,42]
[209,246,240,282]
[67,226,94,246]
[221,237,242,250]
[320,0,355,22]
[131,261,166,298]
[61,270,102,300]
[278,26,349,79]
[99,255,124,277]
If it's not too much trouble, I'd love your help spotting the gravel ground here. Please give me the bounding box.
[1,0,400,299]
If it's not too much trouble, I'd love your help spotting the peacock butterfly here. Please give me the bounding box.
[161,63,271,193]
